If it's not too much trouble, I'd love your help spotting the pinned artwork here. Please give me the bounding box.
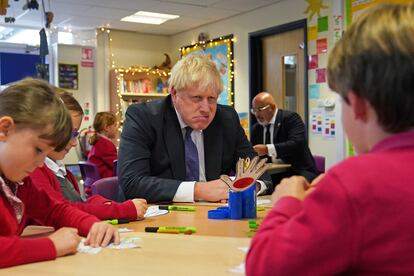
[180,34,234,106]
[316,38,328,54]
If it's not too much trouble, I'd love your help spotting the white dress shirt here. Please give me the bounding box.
[173,108,269,202]
[172,109,206,202]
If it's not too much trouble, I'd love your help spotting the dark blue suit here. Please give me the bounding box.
[118,95,271,203]
[251,109,318,183]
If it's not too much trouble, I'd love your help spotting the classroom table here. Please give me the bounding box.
[128,204,270,238]
[6,197,274,275]
[3,232,249,276]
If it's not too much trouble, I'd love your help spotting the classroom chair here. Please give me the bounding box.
[78,161,101,195]
[313,155,326,173]
[113,159,118,176]
[91,176,119,201]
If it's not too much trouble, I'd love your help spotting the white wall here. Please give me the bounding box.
[108,30,172,68]
[95,29,173,122]
[169,0,340,168]
[53,44,97,164]
[95,0,344,168]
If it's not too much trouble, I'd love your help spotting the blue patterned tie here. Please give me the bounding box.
[185,127,199,181]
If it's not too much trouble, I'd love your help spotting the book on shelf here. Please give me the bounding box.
[122,78,164,94]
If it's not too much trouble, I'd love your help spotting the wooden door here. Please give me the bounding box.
[261,28,305,120]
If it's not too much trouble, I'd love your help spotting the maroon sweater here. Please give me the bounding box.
[87,136,117,178]
[0,177,99,268]
[29,166,137,220]
[247,131,414,275]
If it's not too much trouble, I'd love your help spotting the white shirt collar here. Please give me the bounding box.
[45,157,67,178]
[174,107,203,134]
[270,108,278,125]
[258,108,278,127]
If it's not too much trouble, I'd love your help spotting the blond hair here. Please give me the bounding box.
[328,3,414,132]
[55,88,83,115]
[168,55,223,95]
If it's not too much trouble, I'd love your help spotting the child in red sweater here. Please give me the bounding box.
[0,78,119,268]
[247,3,414,275]
[30,89,147,220]
[87,112,118,178]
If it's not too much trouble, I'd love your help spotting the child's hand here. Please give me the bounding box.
[84,222,120,247]
[305,173,325,196]
[48,227,81,257]
[272,176,309,203]
[132,198,148,219]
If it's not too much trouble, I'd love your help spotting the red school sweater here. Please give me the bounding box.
[246,131,414,275]
[29,166,137,220]
[87,136,117,178]
[0,177,99,268]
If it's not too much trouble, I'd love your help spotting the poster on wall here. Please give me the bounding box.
[180,35,234,107]
[310,108,336,139]
[310,108,323,135]
[58,63,78,90]
[346,0,412,25]
[81,47,95,68]
[238,112,249,139]
[323,111,336,139]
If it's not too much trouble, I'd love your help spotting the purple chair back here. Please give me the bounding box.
[313,155,326,173]
[78,161,101,189]
[91,176,119,201]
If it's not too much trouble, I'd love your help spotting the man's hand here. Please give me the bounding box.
[131,198,148,219]
[84,222,120,248]
[253,144,268,156]
[48,227,81,257]
[194,179,229,202]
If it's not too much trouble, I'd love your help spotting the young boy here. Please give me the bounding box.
[246,3,414,275]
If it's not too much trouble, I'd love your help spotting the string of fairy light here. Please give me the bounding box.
[179,35,235,107]
[97,27,170,129]
[97,28,235,129]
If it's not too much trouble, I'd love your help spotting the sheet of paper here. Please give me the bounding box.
[118,227,133,233]
[77,240,102,255]
[77,236,141,254]
[229,246,249,273]
[107,237,141,250]
[229,263,245,274]
[144,205,169,218]
[257,199,271,205]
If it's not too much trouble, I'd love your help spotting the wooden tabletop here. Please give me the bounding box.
[4,232,250,276]
[9,197,274,275]
[125,204,269,238]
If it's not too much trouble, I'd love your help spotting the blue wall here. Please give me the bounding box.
[0,52,42,85]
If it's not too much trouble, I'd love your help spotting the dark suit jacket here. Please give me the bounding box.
[251,109,318,181]
[118,95,270,203]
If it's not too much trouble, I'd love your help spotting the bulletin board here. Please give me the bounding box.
[346,0,412,26]
[58,63,79,90]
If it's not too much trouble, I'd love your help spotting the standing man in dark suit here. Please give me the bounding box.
[250,92,318,185]
[118,55,271,203]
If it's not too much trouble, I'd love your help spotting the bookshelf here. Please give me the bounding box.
[109,66,170,125]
